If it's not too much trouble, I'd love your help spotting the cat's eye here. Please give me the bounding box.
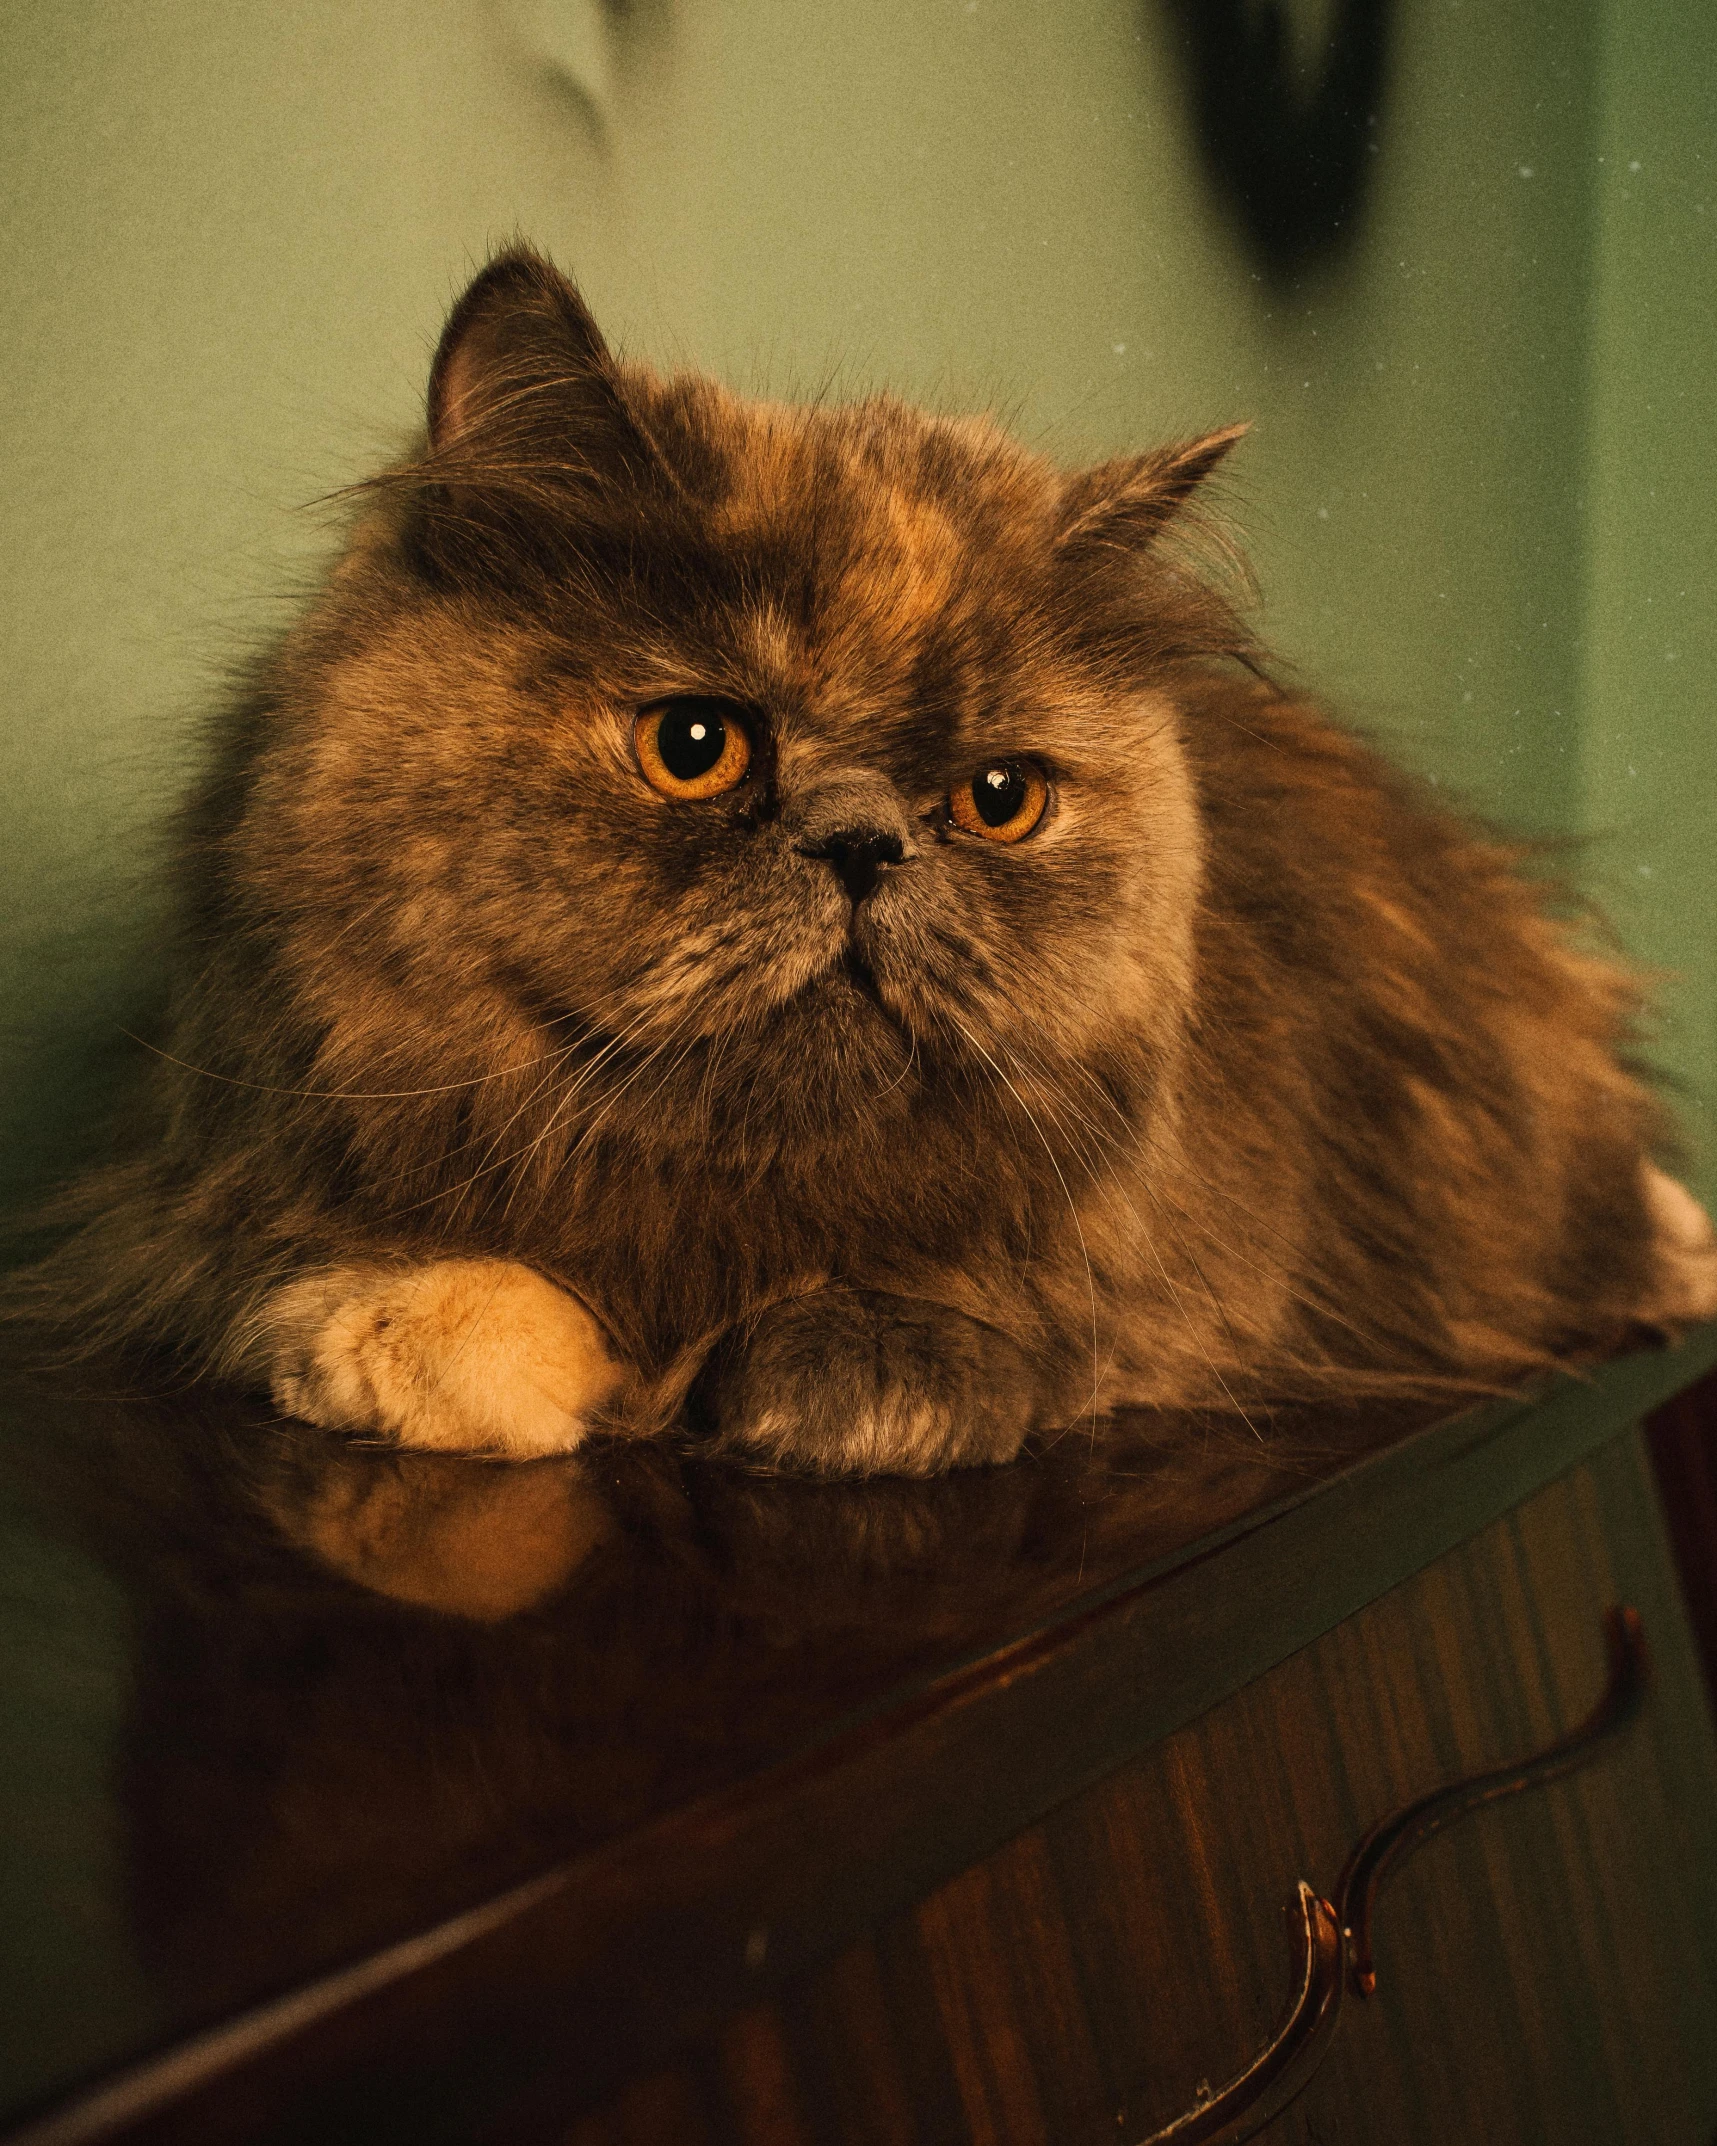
[948,759,1050,844]
[634,697,754,801]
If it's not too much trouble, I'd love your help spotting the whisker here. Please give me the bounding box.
[948,1015,1102,1436]
[561,1014,706,1169]
[119,1029,583,1103]
[869,1018,921,1104]
[1044,1047,1432,1409]
[991,1031,1267,1441]
[1059,1055,1375,1350]
[374,1009,667,1223]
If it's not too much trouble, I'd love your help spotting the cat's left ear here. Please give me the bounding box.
[1055,424,1248,554]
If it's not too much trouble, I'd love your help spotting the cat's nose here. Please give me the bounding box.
[805,826,905,906]
[787,776,914,906]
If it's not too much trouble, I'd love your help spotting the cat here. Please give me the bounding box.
[16,246,1717,1473]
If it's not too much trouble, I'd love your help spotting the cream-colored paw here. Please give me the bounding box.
[1643,1165,1717,1326]
[263,1258,625,1457]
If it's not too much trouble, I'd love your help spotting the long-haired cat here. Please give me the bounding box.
[18,249,1717,1471]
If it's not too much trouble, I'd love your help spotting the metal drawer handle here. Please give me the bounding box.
[1336,1604,1649,1997]
[1135,1606,1649,2146]
[1135,1881,1344,2145]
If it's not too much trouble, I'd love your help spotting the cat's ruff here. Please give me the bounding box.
[18,247,1717,1473]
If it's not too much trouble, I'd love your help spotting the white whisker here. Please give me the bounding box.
[120,1028,583,1103]
[948,1014,1102,1435]
[989,1030,1267,1441]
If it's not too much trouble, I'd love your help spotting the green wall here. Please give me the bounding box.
[1580,0,1717,1183]
[2,0,1709,1196]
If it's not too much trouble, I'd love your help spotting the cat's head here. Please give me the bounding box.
[233,251,1251,1169]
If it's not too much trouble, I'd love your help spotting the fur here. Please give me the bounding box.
[14,248,1717,1470]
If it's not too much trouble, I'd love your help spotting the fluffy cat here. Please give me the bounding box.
[19,248,1717,1472]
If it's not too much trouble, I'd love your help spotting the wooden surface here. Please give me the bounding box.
[3,1330,1717,2145]
[571,1428,1717,2146]
[1649,1369,1717,1707]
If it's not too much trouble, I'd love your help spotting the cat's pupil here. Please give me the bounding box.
[973,764,1026,827]
[657,700,728,781]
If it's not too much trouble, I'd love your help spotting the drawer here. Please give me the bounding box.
[571,1431,1717,2145]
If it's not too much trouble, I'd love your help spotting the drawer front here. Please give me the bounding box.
[569,1428,1717,2146]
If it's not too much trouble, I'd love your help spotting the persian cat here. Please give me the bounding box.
[21,249,1717,1472]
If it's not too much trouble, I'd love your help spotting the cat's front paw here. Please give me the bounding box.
[262,1258,625,1458]
[708,1286,1040,1476]
[1643,1164,1717,1328]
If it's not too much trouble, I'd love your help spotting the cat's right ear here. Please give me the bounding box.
[416,248,668,550]
[428,249,615,455]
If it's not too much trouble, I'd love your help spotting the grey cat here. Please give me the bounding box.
[18,249,1717,1471]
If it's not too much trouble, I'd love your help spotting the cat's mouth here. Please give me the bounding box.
[808,943,911,1041]
[835,945,890,1014]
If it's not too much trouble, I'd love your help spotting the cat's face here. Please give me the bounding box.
[242,255,1246,1159]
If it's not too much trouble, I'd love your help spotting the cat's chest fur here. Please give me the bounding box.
[18,246,1717,1473]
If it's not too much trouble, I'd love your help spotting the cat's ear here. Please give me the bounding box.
[423,247,666,499]
[428,249,613,452]
[1055,424,1247,554]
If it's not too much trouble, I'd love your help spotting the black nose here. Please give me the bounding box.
[804,827,905,906]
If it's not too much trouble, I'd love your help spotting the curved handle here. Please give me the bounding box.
[1132,1606,1648,2144]
[1335,1604,1649,1996]
[1135,1883,1344,2146]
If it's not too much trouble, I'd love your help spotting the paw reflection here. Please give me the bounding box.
[264,1442,615,1621]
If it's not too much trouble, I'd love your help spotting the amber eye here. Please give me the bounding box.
[948,759,1050,844]
[634,697,754,800]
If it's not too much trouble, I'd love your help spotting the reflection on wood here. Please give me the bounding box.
[6,1331,1717,2142]
[586,1434,1717,2145]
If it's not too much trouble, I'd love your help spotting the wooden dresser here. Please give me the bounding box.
[4,1330,1716,2146]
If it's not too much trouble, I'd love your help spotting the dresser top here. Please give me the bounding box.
[4,1326,1713,2144]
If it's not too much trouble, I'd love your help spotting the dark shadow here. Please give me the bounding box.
[1161,0,1394,283]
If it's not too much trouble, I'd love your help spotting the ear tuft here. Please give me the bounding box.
[1057,423,1249,554]
[427,248,614,454]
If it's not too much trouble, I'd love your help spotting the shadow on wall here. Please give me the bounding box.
[1165,0,1394,281]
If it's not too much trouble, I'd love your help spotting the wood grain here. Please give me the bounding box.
[1648,1363,1717,1706]
[571,1427,1717,2145]
[12,1336,1717,2146]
